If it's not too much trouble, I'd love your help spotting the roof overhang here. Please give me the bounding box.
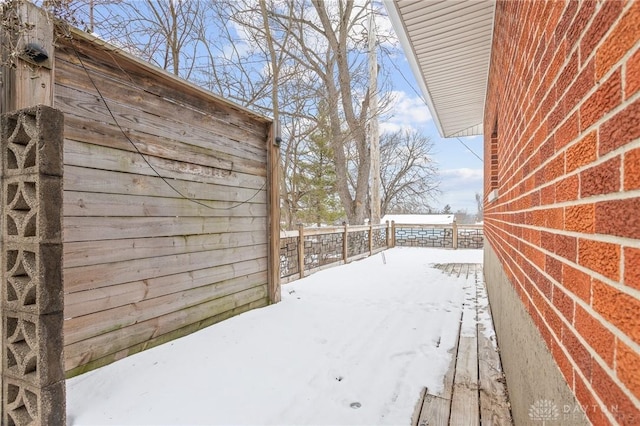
[385,0,496,138]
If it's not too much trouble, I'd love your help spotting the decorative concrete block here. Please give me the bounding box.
[3,377,65,426]
[1,106,64,178]
[3,174,63,244]
[2,243,63,315]
[2,311,64,388]
[2,105,65,426]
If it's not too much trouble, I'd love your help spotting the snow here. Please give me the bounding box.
[381,214,455,225]
[66,247,483,426]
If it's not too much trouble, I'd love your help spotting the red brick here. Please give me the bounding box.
[532,228,542,246]
[566,130,597,173]
[554,0,578,45]
[592,279,640,344]
[541,184,555,205]
[562,325,592,381]
[546,153,566,182]
[591,359,640,425]
[595,197,640,239]
[624,147,640,190]
[627,47,640,98]
[624,247,640,291]
[595,0,640,79]
[579,239,620,281]
[566,204,595,233]
[534,168,546,188]
[616,340,640,400]
[557,51,580,99]
[532,209,545,227]
[538,85,557,122]
[580,156,621,198]
[526,244,546,271]
[556,174,579,203]
[546,299,565,339]
[547,255,564,283]
[580,0,625,63]
[575,375,609,425]
[574,304,615,366]
[553,284,574,321]
[535,264,554,300]
[552,338,575,389]
[563,264,591,302]
[580,68,622,130]
[545,207,564,229]
[564,59,595,114]
[555,112,579,150]
[567,1,597,52]
[541,230,555,252]
[599,97,640,156]
[548,103,565,130]
[556,234,577,262]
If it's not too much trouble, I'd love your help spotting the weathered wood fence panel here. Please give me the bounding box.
[280,223,390,283]
[50,32,278,377]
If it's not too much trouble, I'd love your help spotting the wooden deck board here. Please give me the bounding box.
[414,309,462,426]
[477,264,513,426]
[450,336,479,426]
[415,263,512,426]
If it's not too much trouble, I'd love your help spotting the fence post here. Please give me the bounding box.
[391,221,396,247]
[1,106,65,425]
[369,224,373,256]
[297,223,305,280]
[1,2,55,115]
[267,122,281,303]
[385,221,390,248]
[452,221,458,249]
[342,222,348,263]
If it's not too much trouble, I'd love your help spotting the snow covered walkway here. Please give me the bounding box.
[66,247,509,425]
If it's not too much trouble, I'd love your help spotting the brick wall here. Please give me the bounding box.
[484,1,639,424]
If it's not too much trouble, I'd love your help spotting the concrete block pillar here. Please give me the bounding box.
[1,106,65,425]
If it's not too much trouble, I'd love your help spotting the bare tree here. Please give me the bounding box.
[379,129,439,215]
[76,0,209,78]
[77,0,395,225]
[476,192,483,221]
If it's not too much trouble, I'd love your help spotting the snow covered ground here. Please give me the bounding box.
[66,247,483,425]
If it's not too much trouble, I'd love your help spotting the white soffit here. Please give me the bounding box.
[385,0,496,137]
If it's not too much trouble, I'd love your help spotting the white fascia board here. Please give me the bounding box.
[383,0,447,138]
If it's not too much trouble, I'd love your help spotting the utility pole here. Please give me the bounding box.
[368,0,381,224]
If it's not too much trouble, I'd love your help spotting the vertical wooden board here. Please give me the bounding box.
[1,2,54,113]
[450,336,480,426]
[416,311,462,426]
[267,123,281,303]
[416,360,457,426]
[477,271,513,426]
[478,331,513,425]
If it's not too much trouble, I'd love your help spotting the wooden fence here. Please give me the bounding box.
[280,223,390,283]
[1,3,280,384]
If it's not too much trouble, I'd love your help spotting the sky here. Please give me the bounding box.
[75,0,484,215]
[378,44,484,214]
